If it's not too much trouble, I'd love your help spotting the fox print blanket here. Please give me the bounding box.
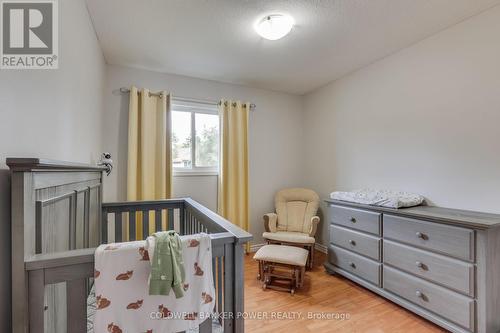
[93,233,215,333]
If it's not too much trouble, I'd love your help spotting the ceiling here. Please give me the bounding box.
[86,0,500,95]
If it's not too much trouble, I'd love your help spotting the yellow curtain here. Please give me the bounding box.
[218,100,250,251]
[127,86,172,239]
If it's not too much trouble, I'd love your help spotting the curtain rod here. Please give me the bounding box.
[118,87,256,110]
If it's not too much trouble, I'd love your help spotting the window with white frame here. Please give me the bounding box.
[171,101,220,174]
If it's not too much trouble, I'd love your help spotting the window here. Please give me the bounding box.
[172,101,219,174]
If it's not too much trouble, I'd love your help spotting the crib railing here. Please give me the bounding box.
[100,198,242,242]
[24,198,252,333]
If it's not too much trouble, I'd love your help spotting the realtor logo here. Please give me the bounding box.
[1,0,58,69]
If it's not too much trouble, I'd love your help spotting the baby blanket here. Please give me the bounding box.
[93,233,215,333]
[330,189,424,208]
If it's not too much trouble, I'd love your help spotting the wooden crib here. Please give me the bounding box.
[8,158,252,333]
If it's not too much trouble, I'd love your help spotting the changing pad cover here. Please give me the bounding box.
[330,189,424,208]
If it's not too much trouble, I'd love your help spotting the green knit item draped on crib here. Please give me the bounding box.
[149,231,186,298]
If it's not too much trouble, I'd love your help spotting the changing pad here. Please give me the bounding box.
[330,189,424,208]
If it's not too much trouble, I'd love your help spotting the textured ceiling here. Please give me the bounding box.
[86,0,500,94]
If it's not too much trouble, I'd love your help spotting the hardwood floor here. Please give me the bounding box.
[244,251,446,333]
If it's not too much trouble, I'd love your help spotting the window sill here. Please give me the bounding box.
[173,170,219,177]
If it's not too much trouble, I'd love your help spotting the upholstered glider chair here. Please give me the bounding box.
[262,188,320,269]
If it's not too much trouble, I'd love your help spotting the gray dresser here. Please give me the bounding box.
[324,199,500,333]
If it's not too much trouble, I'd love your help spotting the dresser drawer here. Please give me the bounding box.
[328,245,381,286]
[330,225,381,261]
[384,215,474,261]
[384,240,474,297]
[383,266,475,331]
[329,205,381,236]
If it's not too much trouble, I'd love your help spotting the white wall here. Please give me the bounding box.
[0,0,106,330]
[173,175,218,211]
[102,64,305,245]
[303,5,500,245]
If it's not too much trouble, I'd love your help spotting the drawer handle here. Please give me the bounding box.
[350,217,356,223]
[348,262,356,269]
[415,290,424,299]
[416,232,428,240]
[348,239,356,246]
[416,261,425,270]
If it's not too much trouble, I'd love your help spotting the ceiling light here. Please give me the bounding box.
[255,14,294,40]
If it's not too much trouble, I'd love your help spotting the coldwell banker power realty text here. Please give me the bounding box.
[1,0,58,69]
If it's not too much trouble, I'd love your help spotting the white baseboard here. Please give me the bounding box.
[248,242,328,254]
[315,243,327,254]
[249,243,266,253]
